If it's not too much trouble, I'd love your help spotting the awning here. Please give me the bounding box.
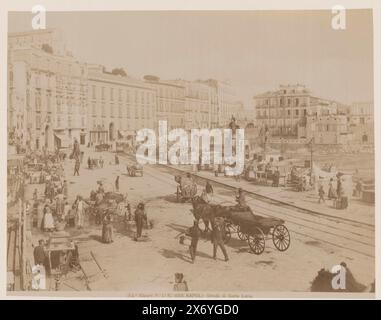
[54,133,70,148]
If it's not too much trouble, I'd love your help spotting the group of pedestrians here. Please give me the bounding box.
[188,217,229,264]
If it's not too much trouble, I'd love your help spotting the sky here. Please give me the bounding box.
[8,10,374,107]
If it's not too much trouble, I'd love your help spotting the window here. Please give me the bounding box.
[126,90,130,102]
[81,117,85,127]
[57,116,61,128]
[110,88,114,101]
[295,98,299,106]
[26,90,30,109]
[119,89,122,101]
[92,103,96,116]
[47,94,51,112]
[35,95,41,112]
[101,87,105,100]
[92,85,96,99]
[101,104,105,117]
[36,115,41,129]
[287,110,291,116]
[119,105,122,117]
[295,109,299,116]
[126,104,130,118]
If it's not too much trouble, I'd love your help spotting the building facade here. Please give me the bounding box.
[172,80,212,130]
[348,101,374,145]
[253,84,343,140]
[144,76,185,130]
[306,114,350,145]
[8,29,87,151]
[8,29,248,153]
[87,65,156,144]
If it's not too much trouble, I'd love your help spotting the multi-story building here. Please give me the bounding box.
[348,101,374,145]
[7,28,248,152]
[87,65,156,144]
[8,29,67,55]
[253,84,341,139]
[8,29,87,151]
[199,79,241,128]
[172,80,212,130]
[349,102,374,125]
[144,76,185,130]
[306,114,350,144]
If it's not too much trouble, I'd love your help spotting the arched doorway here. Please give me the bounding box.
[109,122,115,141]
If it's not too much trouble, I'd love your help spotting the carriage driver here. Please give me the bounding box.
[236,188,247,208]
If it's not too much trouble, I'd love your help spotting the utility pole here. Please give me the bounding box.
[309,137,314,185]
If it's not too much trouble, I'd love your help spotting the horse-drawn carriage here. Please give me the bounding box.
[191,196,290,255]
[224,210,290,255]
[175,175,197,202]
[126,163,143,177]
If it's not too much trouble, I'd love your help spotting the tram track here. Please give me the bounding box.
[119,154,374,258]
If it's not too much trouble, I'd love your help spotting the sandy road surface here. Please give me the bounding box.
[27,150,374,293]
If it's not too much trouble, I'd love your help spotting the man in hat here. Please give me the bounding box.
[188,220,201,263]
[33,239,47,266]
[97,181,105,194]
[236,188,247,208]
[73,158,80,176]
[211,217,229,262]
[134,203,147,239]
[115,176,120,192]
[62,180,68,199]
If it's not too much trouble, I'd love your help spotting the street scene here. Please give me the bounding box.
[7,10,375,295]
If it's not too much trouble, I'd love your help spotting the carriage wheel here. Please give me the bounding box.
[237,225,247,240]
[223,224,232,244]
[272,225,290,251]
[247,227,265,255]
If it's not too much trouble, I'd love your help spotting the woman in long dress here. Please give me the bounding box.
[43,205,55,232]
[102,212,113,243]
[75,196,86,229]
[328,178,337,200]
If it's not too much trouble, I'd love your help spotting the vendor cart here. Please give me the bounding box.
[45,234,78,276]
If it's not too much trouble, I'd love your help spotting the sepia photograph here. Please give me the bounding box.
[5,7,376,297]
